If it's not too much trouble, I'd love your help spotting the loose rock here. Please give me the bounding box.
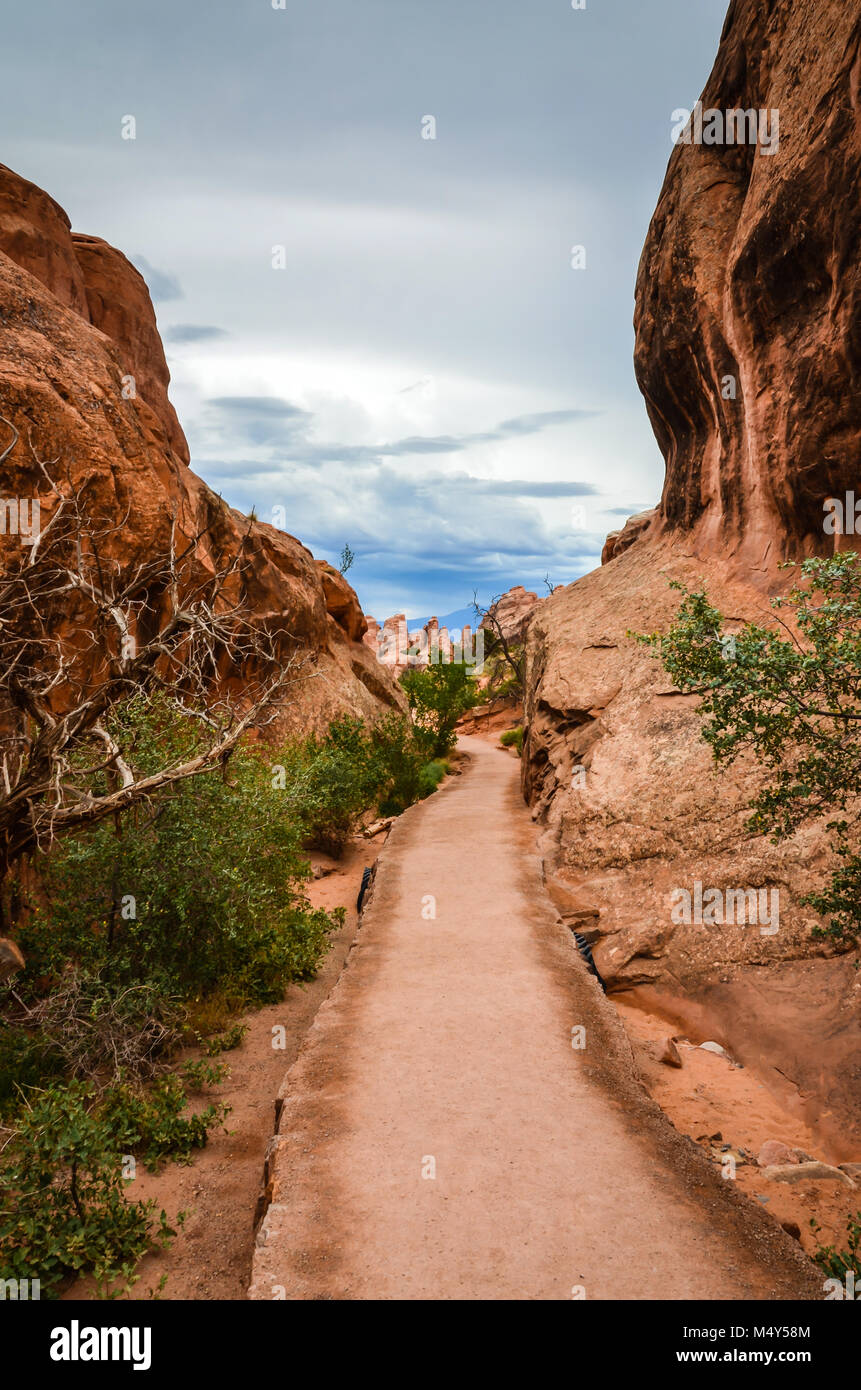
[659,1037,683,1068]
[763,1162,856,1188]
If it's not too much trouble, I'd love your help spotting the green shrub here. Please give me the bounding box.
[500,727,524,754]
[812,1211,860,1287]
[99,1074,229,1172]
[417,760,448,797]
[283,716,381,855]
[370,713,438,815]
[638,554,861,945]
[400,663,481,758]
[16,701,337,1009]
[0,1022,64,1119]
[0,1081,180,1299]
[199,1023,247,1056]
[282,712,440,844]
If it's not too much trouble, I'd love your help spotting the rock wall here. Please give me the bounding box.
[634,0,861,569]
[521,0,861,1136]
[0,163,403,733]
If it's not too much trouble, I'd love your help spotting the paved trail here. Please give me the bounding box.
[251,737,820,1301]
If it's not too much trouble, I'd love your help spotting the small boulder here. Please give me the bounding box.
[757,1140,798,1169]
[763,1161,856,1187]
[699,1041,726,1056]
[780,1221,802,1242]
[659,1037,683,1068]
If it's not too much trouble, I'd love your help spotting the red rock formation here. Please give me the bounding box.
[481,585,541,642]
[0,163,402,732]
[601,509,656,565]
[521,0,860,1141]
[0,163,90,317]
[316,561,367,644]
[633,0,861,569]
[71,233,190,465]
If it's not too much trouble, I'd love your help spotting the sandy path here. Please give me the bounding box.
[250,737,822,1301]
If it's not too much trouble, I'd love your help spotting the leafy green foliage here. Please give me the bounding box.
[280,712,447,850]
[400,663,481,758]
[279,716,382,856]
[15,700,336,1007]
[0,1022,64,1118]
[638,553,861,944]
[0,1081,181,1298]
[500,726,524,754]
[811,1211,860,1285]
[198,1023,247,1057]
[99,1074,229,1172]
[371,715,445,815]
[0,699,446,1298]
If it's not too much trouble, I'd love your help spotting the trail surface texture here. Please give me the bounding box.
[250,737,821,1300]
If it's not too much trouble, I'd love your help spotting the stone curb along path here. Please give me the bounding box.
[249,737,823,1301]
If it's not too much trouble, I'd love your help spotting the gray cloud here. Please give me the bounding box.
[132,256,183,303]
[191,449,605,616]
[208,397,309,417]
[204,399,598,467]
[163,324,229,344]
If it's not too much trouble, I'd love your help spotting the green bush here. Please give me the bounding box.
[500,727,524,754]
[400,663,481,758]
[15,701,337,1009]
[0,1023,64,1119]
[638,554,861,945]
[282,716,382,855]
[0,1081,181,1298]
[812,1211,860,1287]
[281,712,444,846]
[99,1073,230,1172]
[371,713,441,815]
[417,759,448,798]
[0,700,445,1299]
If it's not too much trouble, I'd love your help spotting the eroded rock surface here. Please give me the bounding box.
[0,163,402,733]
[634,0,861,566]
[521,0,861,1148]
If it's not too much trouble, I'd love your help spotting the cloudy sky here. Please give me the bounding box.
[3,0,728,620]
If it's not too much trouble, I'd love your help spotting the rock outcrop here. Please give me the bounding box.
[633,0,861,568]
[600,509,656,565]
[521,0,861,1143]
[0,162,403,733]
[480,585,543,642]
[364,611,478,675]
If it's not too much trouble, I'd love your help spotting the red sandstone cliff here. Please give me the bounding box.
[632,0,861,570]
[0,163,402,731]
[521,0,861,1142]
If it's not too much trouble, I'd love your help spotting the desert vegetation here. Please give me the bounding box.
[0,458,451,1297]
[0,695,444,1296]
[400,660,481,758]
[641,553,861,947]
